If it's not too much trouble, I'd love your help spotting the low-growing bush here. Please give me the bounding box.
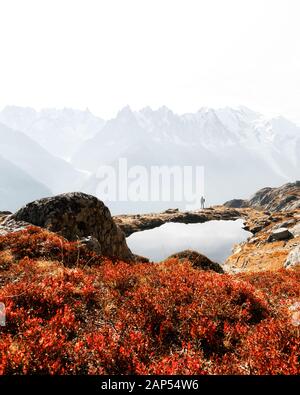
[0,227,299,374]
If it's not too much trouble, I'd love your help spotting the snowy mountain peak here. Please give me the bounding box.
[156,105,172,115]
[0,106,105,160]
[117,105,134,117]
[0,104,299,213]
[140,106,153,114]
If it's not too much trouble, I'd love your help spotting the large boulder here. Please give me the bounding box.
[268,227,294,242]
[167,249,224,273]
[12,192,133,261]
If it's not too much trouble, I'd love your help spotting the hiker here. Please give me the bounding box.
[201,196,205,209]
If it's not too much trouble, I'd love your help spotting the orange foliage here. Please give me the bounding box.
[0,227,299,375]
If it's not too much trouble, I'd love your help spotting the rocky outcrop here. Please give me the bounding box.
[11,192,133,261]
[225,208,300,273]
[242,216,271,234]
[0,216,30,235]
[0,211,12,217]
[114,207,243,237]
[268,228,294,242]
[225,181,300,212]
[223,199,249,209]
[222,183,300,272]
[291,223,300,237]
[284,245,300,269]
[249,182,300,211]
[167,249,224,273]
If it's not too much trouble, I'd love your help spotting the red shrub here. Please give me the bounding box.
[0,226,99,267]
[0,227,299,375]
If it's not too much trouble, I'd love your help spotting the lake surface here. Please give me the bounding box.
[126,219,252,263]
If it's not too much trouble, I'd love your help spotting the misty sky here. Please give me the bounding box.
[0,0,300,122]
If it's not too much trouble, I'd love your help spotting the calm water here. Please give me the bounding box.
[126,219,252,263]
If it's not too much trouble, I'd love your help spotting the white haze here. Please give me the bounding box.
[0,0,300,123]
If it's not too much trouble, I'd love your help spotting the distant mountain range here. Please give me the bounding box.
[0,106,104,160]
[71,105,300,213]
[0,105,299,213]
[0,122,87,201]
[0,154,51,211]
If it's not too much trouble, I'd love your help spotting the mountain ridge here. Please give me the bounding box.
[0,105,299,213]
[71,105,299,212]
[0,105,105,159]
[0,121,87,199]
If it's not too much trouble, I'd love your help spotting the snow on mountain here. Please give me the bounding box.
[0,122,87,196]
[0,154,51,212]
[0,104,298,214]
[73,105,299,173]
[0,106,105,160]
[71,105,300,213]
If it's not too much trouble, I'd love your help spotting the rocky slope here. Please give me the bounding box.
[224,181,300,211]
[224,208,300,273]
[221,181,300,272]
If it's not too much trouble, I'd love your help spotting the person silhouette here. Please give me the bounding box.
[201,196,205,209]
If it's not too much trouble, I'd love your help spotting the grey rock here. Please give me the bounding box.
[268,227,294,242]
[0,216,30,236]
[223,199,249,208]
[243,219,271,234]
[12,192,134,261]
[133,254,150,263]
[164,208,179,214]
[284,245,300,268]
[290,223,300,237]
[274,219,296,229]
[248,237,260,244]
[249,225,264,234]
[78,236,102,255]
[167,249,224,274]
[0,211,12,216]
